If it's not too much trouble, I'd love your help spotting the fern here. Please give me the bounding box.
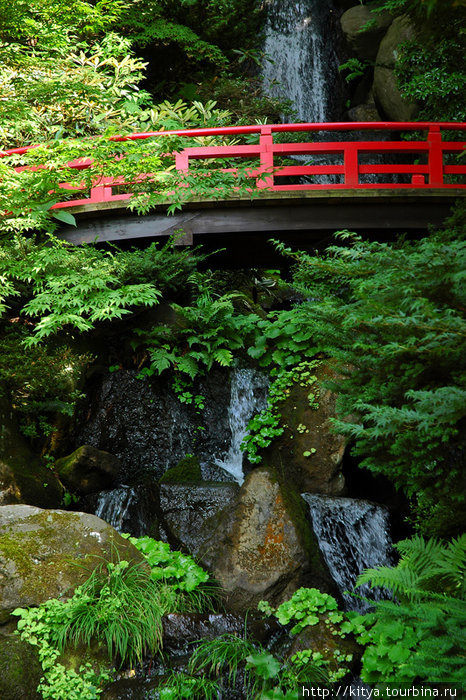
[357,535,466,602]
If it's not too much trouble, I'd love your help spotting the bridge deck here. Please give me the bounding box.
[57,189,464,245]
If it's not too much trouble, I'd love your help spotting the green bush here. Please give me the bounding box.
[347,535,466,687]
[278,213,466,536]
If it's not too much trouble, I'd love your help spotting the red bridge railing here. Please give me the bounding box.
[3,122,465,210]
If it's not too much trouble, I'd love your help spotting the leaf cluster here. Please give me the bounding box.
[280,218,466,536]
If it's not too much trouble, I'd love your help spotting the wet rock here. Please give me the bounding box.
[286,614,362,676]
[159,454,202,484]
[162,613,243,651]
[159,483,240,553]
[261,363,348,495]
[348,102,382,122]
[101,678,159,700]
[0,631,41,700]
[198,468,334,613]
[373,15,418,120]
[0,392,63,509]
[0,505,145,623]
[55,444,120,495]
[74,369,232,483]
[341,3,393,60]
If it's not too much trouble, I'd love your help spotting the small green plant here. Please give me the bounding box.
[241,361,320,464]
[13,537,215,698]
[344,535,466,686]
[122,535,212,597]
[189,631,329,698]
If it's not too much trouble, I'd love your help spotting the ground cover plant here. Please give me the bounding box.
[13,536,216,699]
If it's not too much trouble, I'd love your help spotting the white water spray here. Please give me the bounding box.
[214,368,268,484]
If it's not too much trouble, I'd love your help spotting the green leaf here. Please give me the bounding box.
[52,210,77,227]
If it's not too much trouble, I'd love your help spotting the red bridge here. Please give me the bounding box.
[4,121,465,245]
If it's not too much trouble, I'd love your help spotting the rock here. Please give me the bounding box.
[348,102,382,122]
[373,15,418,120]
[286,613,362,677]
[197,468,334,613]
[0,631,42,700]
[0,505,145,624]
[162,613,243,652]
[159,483,240,553]
[74,368,232,483]
[341,3,393,60]
[261,363,348,495]
[54,444,120,495]
[159,454,202,484]
[0,392,63,509]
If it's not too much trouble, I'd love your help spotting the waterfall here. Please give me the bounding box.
[214,368,268,484]
[261,0,341,122]
[95,486,145,535]
[302,494,394,612]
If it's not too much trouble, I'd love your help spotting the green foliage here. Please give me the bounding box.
[188,631,329,699]
[13,536,214,697]
[339,58,369,83]
[241,361,320,464]
[122,534,211,596]
[279,218,466,536]
[0,324,90,439]
[263,587,339,635]
[0,236,161,342]
[395,35,466,121]
[347,535,466,686]
[356,534,466,602]
[134,289,260,380]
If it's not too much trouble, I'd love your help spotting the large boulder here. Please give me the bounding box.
[54,444,120,495]
[261,363,347,495]
[0,505,145,624]
[0,393,63,509]
[159,483,240,553]
[373,15,418,120]
[341,3,393,61]
[198,468,334,613]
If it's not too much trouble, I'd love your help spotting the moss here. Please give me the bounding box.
[0,633,42,699]
[159,454,202,484]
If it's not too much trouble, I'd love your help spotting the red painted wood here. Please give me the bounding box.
[2,123,465,208]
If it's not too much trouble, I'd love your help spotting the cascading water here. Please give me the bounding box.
[261,0,342,123]
[95,486,145,535]
[214,367,268,483]
[302,493,394,612]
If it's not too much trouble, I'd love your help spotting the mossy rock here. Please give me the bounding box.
[0,505,146,624]
[0,632,42,700]
[54,444,120,495]
[159,455,202,484]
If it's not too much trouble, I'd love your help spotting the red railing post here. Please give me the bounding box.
[344,144,359,187]
[257,126,274,189]
[427,125,444,186]
[89,185,113,202]
[175,152,189,174]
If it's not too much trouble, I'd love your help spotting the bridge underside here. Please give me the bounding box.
[57,190,463,247]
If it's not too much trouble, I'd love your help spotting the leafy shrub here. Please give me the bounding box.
[0,324,90,439]
[279,217,466,536]
[347,535,466,686]
[13,536,214,698]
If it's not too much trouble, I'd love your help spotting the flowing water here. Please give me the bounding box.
[95,486,145,535]
[302,493,394,612]
[262,0,342,123]
[214,367,268,483]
